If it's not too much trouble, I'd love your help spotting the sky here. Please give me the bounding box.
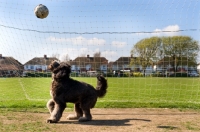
[0,0,199,64]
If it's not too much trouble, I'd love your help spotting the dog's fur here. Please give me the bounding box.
[46,60,108,123]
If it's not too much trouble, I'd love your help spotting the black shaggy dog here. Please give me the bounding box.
[46,60,108,123]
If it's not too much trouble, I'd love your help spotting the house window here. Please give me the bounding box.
[30,65,34,70]
[75,66,78,70]
[36,65,42,71]
[86,64,91,70]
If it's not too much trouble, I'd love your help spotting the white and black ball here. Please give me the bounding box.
[34,4,49,19]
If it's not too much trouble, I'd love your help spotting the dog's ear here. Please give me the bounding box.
[48,60,60,71]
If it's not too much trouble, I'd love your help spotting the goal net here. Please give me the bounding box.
[0,0,200,108]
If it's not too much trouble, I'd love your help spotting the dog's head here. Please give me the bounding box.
[48,60,71,79]
[96,75,107,97]
[97,75,107,86]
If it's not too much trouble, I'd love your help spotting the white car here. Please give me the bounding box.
[21,71,27,77]
[189,72,199,77]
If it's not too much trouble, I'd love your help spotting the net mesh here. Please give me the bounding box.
[0,0,200,108]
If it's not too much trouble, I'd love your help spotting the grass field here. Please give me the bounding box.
[0,77,200,109]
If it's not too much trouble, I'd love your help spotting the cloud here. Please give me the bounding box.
[101,50,118,62]
[48,36,106,46]
[47,36,129,62]
[112,41,127,48]
[133,25,180,38]
[59,47,100,60]
[58,48,78,61]
[153,25,180,36]
[58,47,119,62]
[58,48,89,60]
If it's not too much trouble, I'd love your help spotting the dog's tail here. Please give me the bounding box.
[96,75,108,98]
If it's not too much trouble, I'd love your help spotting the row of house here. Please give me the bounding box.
[0,53,199,77]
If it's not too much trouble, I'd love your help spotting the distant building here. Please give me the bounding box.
[112,56,156,76]
[0,54,23,77]
[24,55,58,72]
[70,55,108,73]
[107,61,114,72]
[112,56,136,71]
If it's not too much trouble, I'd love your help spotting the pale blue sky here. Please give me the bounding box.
[0,0,199,64]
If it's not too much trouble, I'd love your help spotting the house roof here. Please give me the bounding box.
[70,57,108,65]
[24,56,58,65]
[113,57,132,65]
[0,56,23,70]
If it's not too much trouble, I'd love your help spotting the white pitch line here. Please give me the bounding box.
[18,78,30,100]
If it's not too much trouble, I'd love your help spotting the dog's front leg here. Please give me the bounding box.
[46,102,66,123]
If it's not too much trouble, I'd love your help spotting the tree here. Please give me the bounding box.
[61,54,70,62]
[51,53,60,59]
[130,37,162,74]
[93,52,101,71]
[79,53,86,57]
[162,36,199,73]
[93,52,101,57]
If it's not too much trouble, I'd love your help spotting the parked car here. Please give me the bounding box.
[87,71,97,77]
[189,72,199,77]
[21,71,27,77]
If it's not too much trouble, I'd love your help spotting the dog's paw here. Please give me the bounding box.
[46,119,58,123]
[78,117,92,122]
[67,114,80,120]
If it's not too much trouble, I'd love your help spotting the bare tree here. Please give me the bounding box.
[93,52,101,57]
[51,53,60,59]
[79,53,86,57]
[93,52,102,71]
[61,54,70,62]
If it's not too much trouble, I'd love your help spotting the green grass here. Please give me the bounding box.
[0,77,200,109]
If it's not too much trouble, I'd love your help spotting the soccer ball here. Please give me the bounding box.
[34,4,49,19]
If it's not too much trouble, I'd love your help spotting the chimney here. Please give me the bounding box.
[87,55,89,58]
[0,54,2,59]
[44,55,47,59]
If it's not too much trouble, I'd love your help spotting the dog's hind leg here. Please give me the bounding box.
[78,108,92,122]
[46,102,66,123]
[46,99,55,114]
[67,103,83,120]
